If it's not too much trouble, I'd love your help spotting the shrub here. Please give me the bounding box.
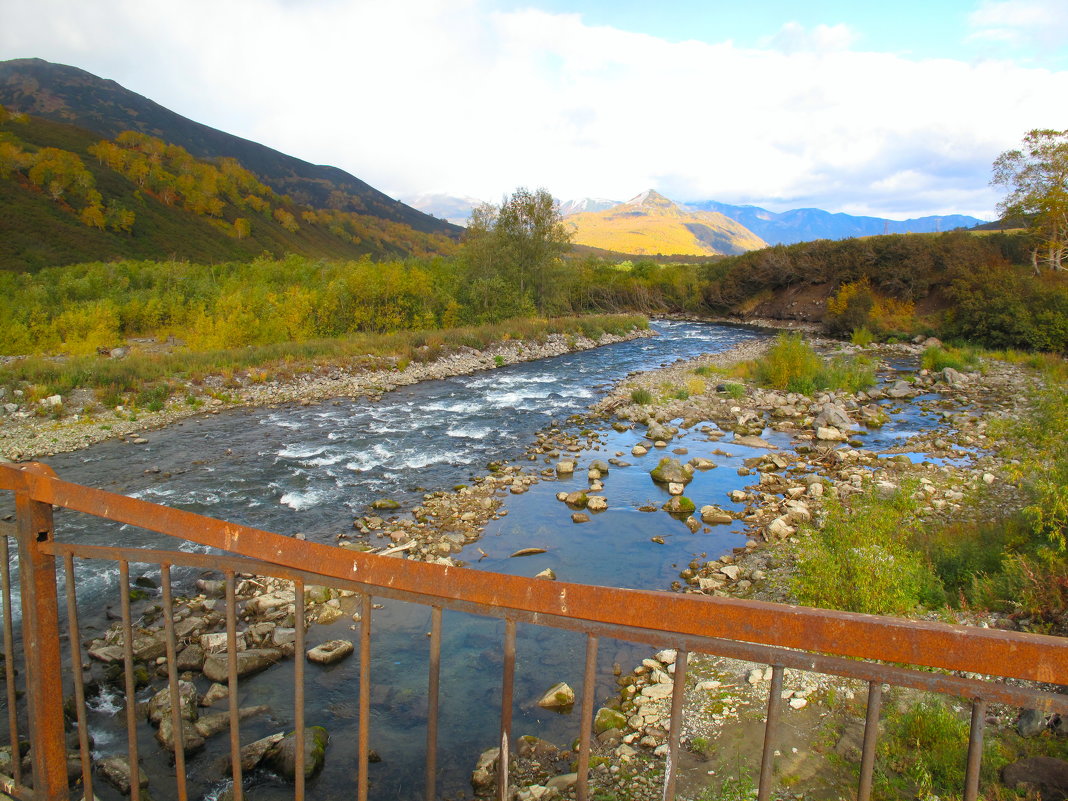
[850,327,874,347]
[630,388,653,405]
[793,486,944,615]
[739,333,875,396]
[921,344,980,373]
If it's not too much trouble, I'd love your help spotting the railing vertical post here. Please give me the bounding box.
[15,488,69,801]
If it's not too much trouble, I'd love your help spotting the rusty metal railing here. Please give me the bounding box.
[1,460,1067,801]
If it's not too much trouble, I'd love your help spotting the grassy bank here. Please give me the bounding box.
[0,313,648,413]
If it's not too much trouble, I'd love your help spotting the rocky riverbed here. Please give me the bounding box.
[0,327,653,462]
[3,324,1058,800]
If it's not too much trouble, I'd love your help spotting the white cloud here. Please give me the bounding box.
[2,1,1066,219]
[968,0,1068,49]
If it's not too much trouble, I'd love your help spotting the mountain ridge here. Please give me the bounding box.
[0,58,460,238]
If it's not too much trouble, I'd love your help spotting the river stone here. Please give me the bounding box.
[662,496,695,515]
[733,435,775,449]
[200,632,242,654]
[590,459,610,473]
[547,774,578,792]
[535,568,557,580]
[688,456,716,470]
[816,426,847,441]
[471,747,500,793]
[371,498,400,510]
[641,682,673,700]
[564,491,588,507]
[518,735,559,760]
[147,680,199,723]
[767,516,796,539]
[307,639,354,665]
[632,444,648,457]
[156,714,206,752]
[886,380,913,398]
[649,457,693,485]
[941,367,967,386]
[537,682,575,710]
[239,732,286,772]
[175,645,206,670]
[647,422,672,441]
[667,482,685,496]
[203,648,282,682]
[700,505,733,525]
[586,495,607,512]
[264,726,330,780]
[201,682,229,706]
[555,460,576,475]
[720,565,742,581]
[97,756,149,794]
[813,404,854,431]
[571,512,590,523]
[595,707,628,734]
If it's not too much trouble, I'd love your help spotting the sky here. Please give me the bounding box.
[2,0,1067,220]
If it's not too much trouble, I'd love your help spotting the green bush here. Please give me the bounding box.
[630,388,653,405]
[741,333,875,396]
[921,344,980,372]
[793,486,944,615]
[850,327,874,347]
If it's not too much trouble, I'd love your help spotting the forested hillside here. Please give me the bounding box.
[0,108,456,269]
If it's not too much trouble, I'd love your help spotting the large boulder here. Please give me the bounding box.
[700,506,733,525]
[594,707,627,734]
[97,756,149,794]
[647,422,672,442]
[264,726,331,780]
[471,747,500,795]
[537,682,575,711]
[1001,757,1068,800]
[813,404,855,431]
[202,648,283,682]
[146,680,199,724]
[649,458,693,485]
[662,496,696,515]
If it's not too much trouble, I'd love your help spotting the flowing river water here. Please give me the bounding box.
[3,321,948,800]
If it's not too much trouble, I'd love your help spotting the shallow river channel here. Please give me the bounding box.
[5,321,949,800]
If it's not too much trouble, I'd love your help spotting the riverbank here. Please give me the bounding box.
[481,338,1056,800]
[0,325,654,461]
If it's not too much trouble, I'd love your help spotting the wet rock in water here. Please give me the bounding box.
[812,403,855,431]
[564,491,589,508]
[202,648,282,682]
[590,459,610,474]
[632,444,648,457]
[535,568,557,580]
[201,682,229,707]
[586,495,608,512]
[239,732,286,772]
[667,482,685,496]
[571,512,590,524]
[941,367,967,387]
[816,426,847,442]
[471,747,500,794]
[662,496,695,515]
[537,681,575,711]
[97,756,150,794]
[306,639,355,665]
[733,435,775,449]
[700,505,733,525]
[555,460,576,475]
[146,680,199,723]
[649,457,693,485]
[688,456,716,470]
[371,498,401,510]
[684,516,701,532]
[647,422,672,441]
[264,726,331,780]
[156,714,206,753]
[510,547,548,557]
[886,380,913,398]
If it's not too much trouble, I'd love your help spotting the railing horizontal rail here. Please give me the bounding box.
[4,461,1066,686]
[40,525,1068,714]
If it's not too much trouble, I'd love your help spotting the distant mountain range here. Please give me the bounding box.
[409,193,987,247]
[684,200,987,246]
[0,58,459,240]
[564,190,766,256]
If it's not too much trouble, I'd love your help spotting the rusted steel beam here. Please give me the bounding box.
[5,463,1065,685]
[857,681,883,801]
[160,566,188,801]
[662,648,688,801]
[576,634,598,801]
[39,540,1068,715]
[62,555,93,801]
[757,665,784,801]
[294,580,306,801]
[964,700,987,801]
[15,488,69,801]
[1,536,23,788]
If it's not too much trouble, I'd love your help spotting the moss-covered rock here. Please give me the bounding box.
[265,726,330,780]
[594,707,627,734]
[649,457,693,485]
[662,496,696,515]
